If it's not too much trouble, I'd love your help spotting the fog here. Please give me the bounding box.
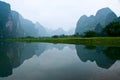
[3,0,120,31]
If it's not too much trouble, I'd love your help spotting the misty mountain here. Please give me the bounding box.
[66,28,75,35]
[35,22,48,37]
[0,1,75,38]
[0,1,47,38]
[11,11,24,37]
[47,28,75,36]
[51,28,66,36]
[19,14,39,37]
[75,7,118,35]
[12,11,48,37]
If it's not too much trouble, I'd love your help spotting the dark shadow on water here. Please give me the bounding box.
[103,47,120,60]
[0,41,47,77]
[0,53,12,77]
[75,45,120,69]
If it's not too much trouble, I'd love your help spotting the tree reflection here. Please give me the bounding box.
[103,47,120,60]
[75,45,119,69]
[84,45,96,50]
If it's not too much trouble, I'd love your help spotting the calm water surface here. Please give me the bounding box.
[0,42,120,80]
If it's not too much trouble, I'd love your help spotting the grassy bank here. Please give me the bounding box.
[7,37,120,47]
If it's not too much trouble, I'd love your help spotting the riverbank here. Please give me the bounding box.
[7,37,120,47]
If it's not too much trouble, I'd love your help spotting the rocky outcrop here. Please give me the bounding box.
[75,8,118,35]
[0,1,47,38]
[95,23,103,33]
[0,1,12,38]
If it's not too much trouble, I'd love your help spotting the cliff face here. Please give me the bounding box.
[0,1,11,27]
[75,8,118,35]
[0,1,24,38]
[0,1,13,38]
[19,15,39,37]
[0,1,47,38]
[11,11,24,37]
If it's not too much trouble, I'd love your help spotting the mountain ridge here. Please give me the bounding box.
[75,7,118,35]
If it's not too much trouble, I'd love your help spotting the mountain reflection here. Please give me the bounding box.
[0,42,120,78]
[0,42,73,77]
[0,41,46,77]
[0,51,12,77]
[103,47,120,60]
[75,45,120,69]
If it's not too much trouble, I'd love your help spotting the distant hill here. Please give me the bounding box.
[47,28,75,36]
[35,22,47,37]
[66,28,75,35]
[50,28,66,36]
[75,7,118,35]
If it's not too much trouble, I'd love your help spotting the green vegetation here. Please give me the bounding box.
[82,22,120,37]
[7,37,120,47]
[6,22,120,47]
[84,30,97,37]
[102,22,120,36]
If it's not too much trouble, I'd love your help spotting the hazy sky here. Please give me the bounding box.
[3,0,120,31]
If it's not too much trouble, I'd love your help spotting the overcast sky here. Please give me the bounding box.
[3,0,120,31]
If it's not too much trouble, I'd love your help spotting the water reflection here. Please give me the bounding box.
[0,42,120,79]
[0,51,12,77]
[0,42,73,77]
[75,45,120,69]
[0,41,46,77]
[103,47,120,60]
